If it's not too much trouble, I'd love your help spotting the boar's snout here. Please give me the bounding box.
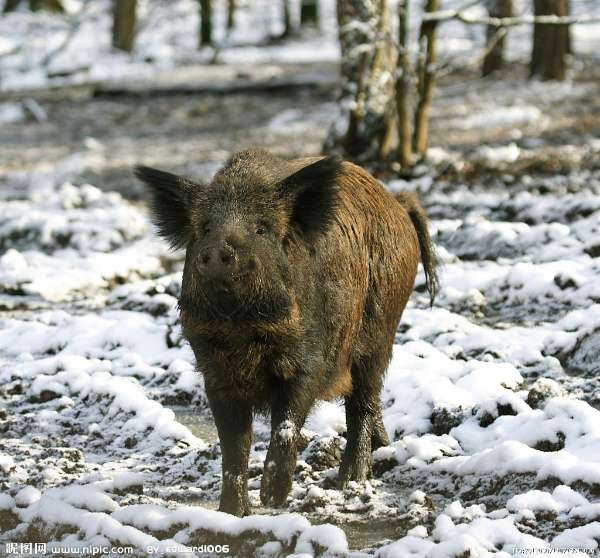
[199,237,257,281]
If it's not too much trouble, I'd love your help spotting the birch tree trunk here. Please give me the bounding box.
[324,0,395,162]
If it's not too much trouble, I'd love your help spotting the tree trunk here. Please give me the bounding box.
[300,0,318,27]
[282,0,292,37]
[482,0,512,76]
[565,0,572,54]
[395,0,412,168]
[30,0,63,10]
[413,0,439,157]
[199,0,212,47]
[226,0,235,31]
[3,0,21,12]
[530,0,569,81]
[324,0,396,162]
[4,0,64,11]
[112,0,137,53]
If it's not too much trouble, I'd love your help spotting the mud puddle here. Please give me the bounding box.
[169,405,219,444]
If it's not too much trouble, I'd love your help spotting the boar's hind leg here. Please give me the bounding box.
[339,353,387,487]
[260,385,313,508]
[208,394,253,517]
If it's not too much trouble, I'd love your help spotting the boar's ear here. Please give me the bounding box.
[134,165,199,250]
[277,156,343,242]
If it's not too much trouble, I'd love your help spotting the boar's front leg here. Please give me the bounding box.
[260,384,312,508]
[208,393,253,516]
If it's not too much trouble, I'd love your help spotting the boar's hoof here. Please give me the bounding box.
[219,473,251,517]
[337,455,372,489]
[260,460,293,508]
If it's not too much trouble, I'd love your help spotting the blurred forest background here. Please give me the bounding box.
[1,0,599,194]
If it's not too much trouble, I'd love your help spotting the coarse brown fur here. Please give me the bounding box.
[135,148,439,516]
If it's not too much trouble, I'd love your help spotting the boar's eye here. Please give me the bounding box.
[201,221,211,235]
[256,222,268,235]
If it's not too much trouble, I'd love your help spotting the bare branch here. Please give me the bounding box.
[424,8,600,27]
[40,0,96,67]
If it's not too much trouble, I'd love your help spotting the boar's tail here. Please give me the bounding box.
[396,191,440,307]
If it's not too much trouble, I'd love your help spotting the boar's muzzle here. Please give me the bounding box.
[200,237,257,282]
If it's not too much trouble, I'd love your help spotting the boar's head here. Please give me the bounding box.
[135,149,342,323]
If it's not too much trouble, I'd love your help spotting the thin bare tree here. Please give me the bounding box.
[395,0,412,168]
[413,0,439,156]
[282,0,293,37]
[4,0,64,12]
[226,0,235,32]
[112,0,137,53]
[199,0,212,47]
[482,0,512,76]
[300,0,318,27]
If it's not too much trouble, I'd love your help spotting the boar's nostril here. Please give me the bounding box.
[219,247,235,265]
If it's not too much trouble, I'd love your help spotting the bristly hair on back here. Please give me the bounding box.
[134,165,201,250]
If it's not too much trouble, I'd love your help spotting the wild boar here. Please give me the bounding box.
[135,149,438,516]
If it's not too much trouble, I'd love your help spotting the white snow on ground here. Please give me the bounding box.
[1,144,600,556]
[0,183,165,301]
[455,108,544,131]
